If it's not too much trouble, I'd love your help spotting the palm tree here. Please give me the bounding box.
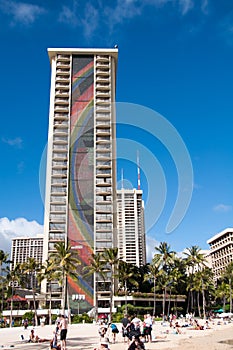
[6,263,23,327]
[184,245,206,315]
[0,250,10,311]
[118,260,138,315]
[37,259,60,325]
[223,261,233,313]
[102,247,119,322]
[215,280,229,311]
[50,242,80,318]
[146,254,161,316]
[154,242,175,320]
[167,255,185,317]
[83,252,106,321]
[21,257,41,326]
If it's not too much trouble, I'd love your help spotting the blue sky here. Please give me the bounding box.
[0,0,232,259]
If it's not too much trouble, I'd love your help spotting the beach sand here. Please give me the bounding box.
[0,319,232,349]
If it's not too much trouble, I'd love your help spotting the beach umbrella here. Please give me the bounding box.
[215,308,224,313]
[7,295,27,302]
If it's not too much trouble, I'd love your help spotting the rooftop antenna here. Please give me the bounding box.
[137,150,141,190]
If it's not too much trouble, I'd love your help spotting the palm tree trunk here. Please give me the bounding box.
[186,291,190,313]
[201,278,206,319]
[49,290,52,325]
[124,280,128,315]
[162,286,167,321]
[167,288,171,317]
[197,291,201,318]
[61,271,66,314]
[229,277,232,314]
[109,270,114,323]
[31,272,38,327]
[95,275,99,323]
[67,286,71,324]
[153,277,156,316]
[10,285,14,328]
[32,289,38,326]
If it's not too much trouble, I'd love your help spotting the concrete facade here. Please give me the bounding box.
[207,227,233,282]
[117,188,146,267]
[42,48,118,312]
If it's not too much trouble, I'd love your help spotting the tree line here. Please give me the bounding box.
[0,241,233,326]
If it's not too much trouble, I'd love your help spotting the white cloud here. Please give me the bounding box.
[146,235,159,262]
[82,3,99,38]
[179,0,194,15]
[17,161,25,174]
[0,0,46,25]
[105,0,142,27]
[213,204,232,213]
[56,0,199,38]
[0,217,43,254]
[201,0,208,14]
[58,5,78,27]
[2,137,23,148]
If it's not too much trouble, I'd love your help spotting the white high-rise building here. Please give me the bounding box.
[42,48,118,312]
[207,227,233,282]
[11,235,44,269]
[117,188,146,267]
[11,235,43,289]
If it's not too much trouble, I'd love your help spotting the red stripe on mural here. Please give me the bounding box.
[72,61,94,81]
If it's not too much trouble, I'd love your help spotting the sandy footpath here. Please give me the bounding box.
[0,320,232,349]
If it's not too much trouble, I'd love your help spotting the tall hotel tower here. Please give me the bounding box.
[42,48,118,312]
[117,188,146,267]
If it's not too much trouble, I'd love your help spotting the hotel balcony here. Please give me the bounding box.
[96,91,110,97]
[53,139,68,146]
[96,55,110,62]
[96,182,111,187]
[96,131,111,138]
[57,61,70,68]
[96,105,110,112]
[57,54,70,61]
[56,83,70,89]
[55,98,69,105]
[50,198,67,205]
[96,76,110,83]
[52,154,67,161]
[53,130,68,137]
[96,70,110,76]
[54,114,69,121]
[54,105,69,112]
[96,83,110,90]
[96,138,111,144]
[55,76,70,83]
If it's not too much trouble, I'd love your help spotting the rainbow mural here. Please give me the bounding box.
[68,55,94,312]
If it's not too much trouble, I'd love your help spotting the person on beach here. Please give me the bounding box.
[144,314,153,342]
[109,322,119,343]
[128,335,145,350]
[121,314,130,343]
[28,329,50,343]
[59,314,68,350]
[50,331,61,350]
[94,337,110,350]
[56,314,61,333]
[98,321,108,340]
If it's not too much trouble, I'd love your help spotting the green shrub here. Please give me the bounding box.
[72,313,92,324]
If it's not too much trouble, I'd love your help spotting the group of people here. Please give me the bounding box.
[121,313,154,343]
[95,313,158,350]
[27,314,68,350]
[167,313,212,334]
